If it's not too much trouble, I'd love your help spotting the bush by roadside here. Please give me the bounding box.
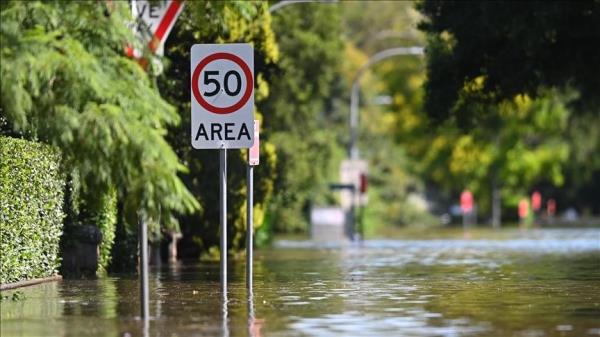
[0,137,65,284]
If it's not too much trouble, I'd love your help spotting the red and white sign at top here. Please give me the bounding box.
[130,0,184,56]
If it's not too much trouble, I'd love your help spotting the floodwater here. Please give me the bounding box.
[1,228,599,337]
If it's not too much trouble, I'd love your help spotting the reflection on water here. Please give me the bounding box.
[1,228,599,337]
[221,293,228,337]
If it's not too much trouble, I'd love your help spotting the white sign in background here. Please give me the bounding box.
[340,159,368,208]
[190,44,255,149]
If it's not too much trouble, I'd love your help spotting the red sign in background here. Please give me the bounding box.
[460,190,473,213]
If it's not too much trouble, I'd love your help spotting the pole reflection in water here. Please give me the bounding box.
[139,315,149,337]
[155,269,162,319]
[247,292,254,337]
[4,229,598,337]
[247,291,265,337]
[222,289,229,337]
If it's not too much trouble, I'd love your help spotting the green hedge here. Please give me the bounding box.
[0,137,65,284]
[96,190,117,274]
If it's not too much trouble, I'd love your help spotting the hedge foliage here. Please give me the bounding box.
[0,136,65,284]
[96,190,117,274]
[1,1,198,230]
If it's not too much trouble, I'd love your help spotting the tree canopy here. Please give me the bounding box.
[0,1,198,225]
[417,0,600,216]
[418,1,600,127]
[263,2,345,233]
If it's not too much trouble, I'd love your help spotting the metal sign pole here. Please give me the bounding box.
[246,164,254,290]
[220,148,227,295]
[351,185,357,241]
[139,215,149,319]
[247,292,255,337]
[246,120,259,292]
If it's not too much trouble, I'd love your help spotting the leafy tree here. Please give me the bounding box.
[0,1,198,251]
[417,0,600,126]
[343,0,423,54]
[457,92,569,220]
[417,0,600,219]
[261,3,345,233]
[395,86,573,225]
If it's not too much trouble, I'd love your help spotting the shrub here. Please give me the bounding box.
[0,137,65,284]
[96,190,117,274]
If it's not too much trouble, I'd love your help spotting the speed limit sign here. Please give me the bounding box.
[190,44,254,149]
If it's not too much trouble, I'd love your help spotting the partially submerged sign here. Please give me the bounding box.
[190,44,254,149]
[189,44,257,293]
[310,207,348,242]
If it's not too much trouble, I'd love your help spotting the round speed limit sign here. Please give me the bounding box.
[190,44,255,149]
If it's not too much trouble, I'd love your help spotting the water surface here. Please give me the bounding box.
[2,228,599,337]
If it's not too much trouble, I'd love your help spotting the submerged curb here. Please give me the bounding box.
[0,275,62,291]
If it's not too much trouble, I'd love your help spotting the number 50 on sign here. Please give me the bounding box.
[190,44,254,149]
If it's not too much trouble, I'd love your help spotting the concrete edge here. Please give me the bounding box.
[0,275,62,291]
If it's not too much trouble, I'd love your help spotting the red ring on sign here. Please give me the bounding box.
[191,52,253,115]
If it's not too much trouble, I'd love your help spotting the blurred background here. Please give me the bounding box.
[1,0,599,273]
[2,2,600,337]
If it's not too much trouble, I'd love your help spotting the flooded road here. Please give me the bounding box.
[2,228,599,337]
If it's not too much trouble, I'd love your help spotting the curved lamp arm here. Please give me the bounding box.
[269,0,337,14]
[349,47,425,159]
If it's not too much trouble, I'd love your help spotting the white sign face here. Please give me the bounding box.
[131,0,184,55]
[190,44,254,149]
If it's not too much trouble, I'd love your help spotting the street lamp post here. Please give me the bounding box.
[349,46,425,159]
[345,46,424,240]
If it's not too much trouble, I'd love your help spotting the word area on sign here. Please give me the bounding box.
[194,122,251,141]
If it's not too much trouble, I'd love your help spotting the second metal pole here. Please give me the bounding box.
[139,216,149,319]
[220,148,227,295]
[246,164,254,291]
